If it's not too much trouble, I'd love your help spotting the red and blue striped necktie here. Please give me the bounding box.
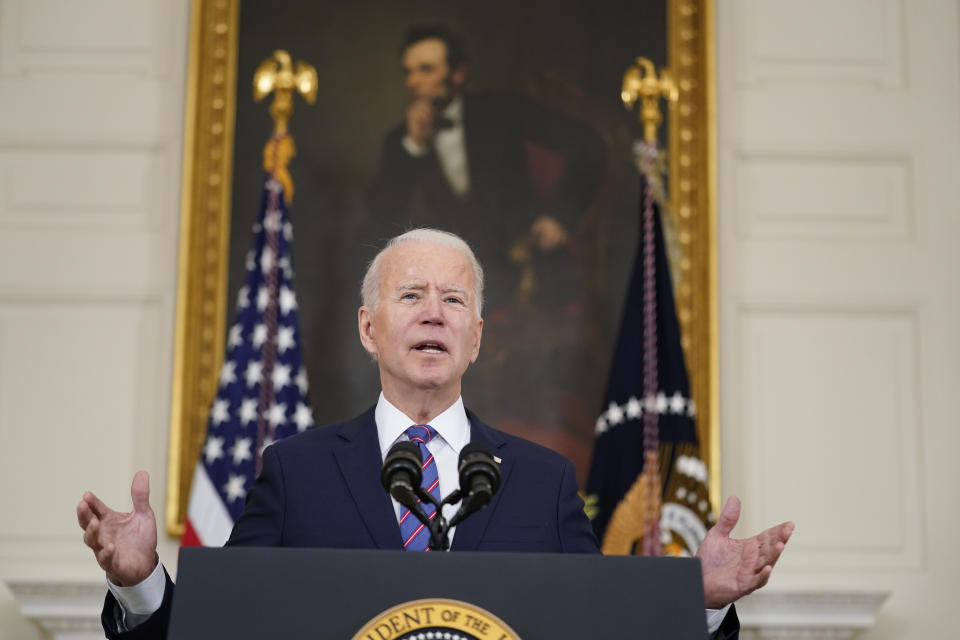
[399,424,441,551]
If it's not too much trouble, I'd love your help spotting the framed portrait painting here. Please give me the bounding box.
[166,0,717,536]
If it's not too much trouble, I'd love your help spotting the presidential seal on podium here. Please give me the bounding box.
[352,598,522,640]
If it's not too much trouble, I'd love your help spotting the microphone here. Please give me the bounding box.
[380,441,424,511]
[448,442,501,528]
[381,440,444,549]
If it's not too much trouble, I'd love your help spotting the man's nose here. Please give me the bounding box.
[420,294,444,324]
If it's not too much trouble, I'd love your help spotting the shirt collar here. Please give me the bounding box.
[442,96,464,125]
[375,392,471,456]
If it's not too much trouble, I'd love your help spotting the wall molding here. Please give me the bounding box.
[7,580,890,639]
[734,0,906,88]
[738,589,891,639]
[0,0,173,77]
[734,151,914,242]
[734,305,924,571]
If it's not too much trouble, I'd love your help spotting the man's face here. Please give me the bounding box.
[402,38,465,104]
[359,242,483,399]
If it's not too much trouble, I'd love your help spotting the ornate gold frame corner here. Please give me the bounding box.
[165,0,719,535]
[166,0,239,537]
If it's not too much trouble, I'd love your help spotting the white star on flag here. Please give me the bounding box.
[655,392,669,414]
[293,402,314,432]
[239,398,258,425]
[277,326,295,353]
[295,368,309,395]
[245,360,262,388]
[606,401,624,425]
[264,208,281,231]
[203,436,224,464]
[223,474,247,503]
[252,323,267,348]
[260,246,274,274]
[272,363,292,391]
[265,402,287,428]
[210,399,230,426]
[595,416,608,435]
[278,256,293,279]
[228,324,243,348]
[283,222,293,242]
[219,361,237,386]
[245,249,255,271]
[230,437,253,466]
[256,286,269,311]
[237,285,249,309]
[279,286,297,315]
[625,396,643,419]
[669,391,686,414]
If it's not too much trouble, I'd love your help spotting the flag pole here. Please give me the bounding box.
[623,58,678,555]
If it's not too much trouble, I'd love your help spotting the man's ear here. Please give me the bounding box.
[451,65,467,90]
[469,317,483,363]
[357,306,378,357]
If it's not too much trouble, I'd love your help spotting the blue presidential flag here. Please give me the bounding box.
[585,142,713,556]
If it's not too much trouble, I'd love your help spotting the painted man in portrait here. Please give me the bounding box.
[366,24,606,313]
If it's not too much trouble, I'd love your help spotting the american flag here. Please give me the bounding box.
[182,175,314,547]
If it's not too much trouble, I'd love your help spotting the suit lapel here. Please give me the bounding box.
[450,411,513,551]
[332,407,403,550]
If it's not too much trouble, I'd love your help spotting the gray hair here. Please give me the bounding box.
[361,228,484,318]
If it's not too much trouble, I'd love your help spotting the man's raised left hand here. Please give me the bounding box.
[697,496,794,609]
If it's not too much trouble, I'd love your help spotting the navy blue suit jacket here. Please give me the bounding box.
[226,405,599,553]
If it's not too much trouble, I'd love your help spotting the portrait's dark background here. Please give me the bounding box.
[227,0,667,480]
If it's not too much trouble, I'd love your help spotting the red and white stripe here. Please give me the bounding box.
[181,462,233,547]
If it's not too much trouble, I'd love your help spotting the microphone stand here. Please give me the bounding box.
[413,487,464,551]
[386,441,500,551]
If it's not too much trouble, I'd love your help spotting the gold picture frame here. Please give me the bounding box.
[165,0,718,536]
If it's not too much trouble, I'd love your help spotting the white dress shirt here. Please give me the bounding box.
[375,392,470,542]
[401,96,471,196]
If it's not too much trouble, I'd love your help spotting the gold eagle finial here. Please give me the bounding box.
[253,50,317,204]
[621,57,678,144]
[253,49,317,135]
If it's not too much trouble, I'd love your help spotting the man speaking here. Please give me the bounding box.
[77,229,793,639]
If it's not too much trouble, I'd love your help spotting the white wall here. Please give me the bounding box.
[0,0,190,637]
[716,0,960,637]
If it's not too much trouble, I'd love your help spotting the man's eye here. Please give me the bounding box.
[401,293,418,301]
[445,297,464,305]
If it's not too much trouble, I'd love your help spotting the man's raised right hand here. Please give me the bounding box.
[77,470,158,587]
[405,97,437,149]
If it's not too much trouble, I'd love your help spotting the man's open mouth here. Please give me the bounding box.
[413,341,447,354]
